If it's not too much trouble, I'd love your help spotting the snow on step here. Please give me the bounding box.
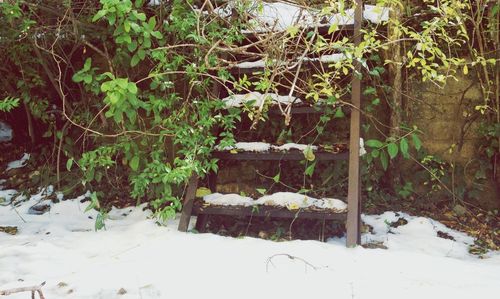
[236,54,346,69]
[214,1,389,33]
[204,193,255,207]
[216,142,272,152]
[216,142,316,152]
[313,198,347,211]
[272,143,318,151]
[222,92,301,108]
[255,192,316,209]
[202,191,347,212]
[303,53,346,63]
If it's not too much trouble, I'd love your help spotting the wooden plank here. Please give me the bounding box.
[346,0,363,247]
[178,175,199,232]
[213,151,349,161]
[192,201,347,221]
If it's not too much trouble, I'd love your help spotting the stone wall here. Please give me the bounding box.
[408,73,499,209]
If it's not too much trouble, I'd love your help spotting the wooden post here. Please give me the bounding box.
[346,0,363,247]
[178,174,199,232]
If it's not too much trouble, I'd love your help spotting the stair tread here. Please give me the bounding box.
[192,200,347,220]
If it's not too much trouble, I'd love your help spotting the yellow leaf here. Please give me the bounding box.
[287,203,300,210]
[463,64,468,75]
[230,149,238,154]
[195,187,211,198]
[303,145,316,161]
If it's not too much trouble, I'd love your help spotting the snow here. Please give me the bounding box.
[217,140,364,156]
[204,193,255,207]
[147,0,161,6]
[217,142,318,152]
[222,92,301,108]
[272,143,318,151]
[359,137,366,156]
[0,186,499,299]
[361,212,477,259]
[0,189,17,204]
[236,60,267,69]
[217,141,272,152]
[235,53,347,69]
[5,153,30,171]
[303,53,346,63]
[0,121,12,142]
[255,192,316,208]
[313,197,347,211]
[203,192,348,212]
[214,2,389,33]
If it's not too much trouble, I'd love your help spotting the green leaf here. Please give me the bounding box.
[334,107,345,118]
[85,192,99,212]
[124,20,131,32]
[412,133,422,151]
[131,53,140,67]
[371,149,380,158]
[400,137,409,159]
[380,150,389,171]
[127,40,138,52]
[83,74,93,84]
[273,173,280,183]
[148,16,157,29]
[83,58,92,71]
[365,139,384,148]
[72,73,83,83]
[127,82,138,94]
[108,14,116,25]
[151,31,163,39]
[66,158,73,171]
[256,188,266,195]
[135,12,146,21]
[363,86,376,95]
[138,49,146,59]
[92,10,107,22]
[305,161,316,177]
[129,156,139,171]
[95,212,106,231]
[387,142,398,159]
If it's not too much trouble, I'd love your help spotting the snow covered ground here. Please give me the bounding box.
[1,187,499,299]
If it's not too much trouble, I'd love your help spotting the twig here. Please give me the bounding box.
[265,253,318,273]
[0,281,46,299]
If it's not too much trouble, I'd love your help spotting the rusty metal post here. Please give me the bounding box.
[346,0,363,247]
